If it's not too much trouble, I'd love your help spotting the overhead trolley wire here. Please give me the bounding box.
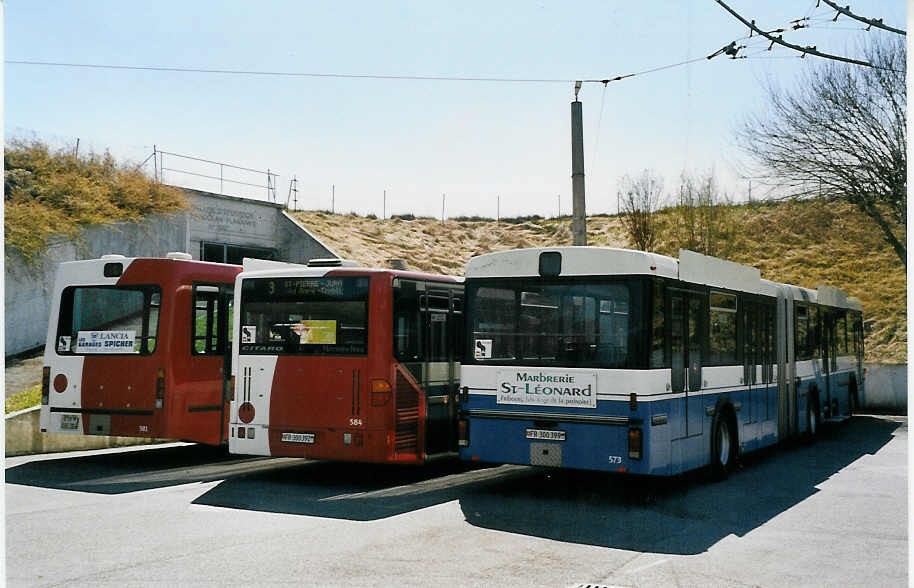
[6,52,724,89]
[4,60,576,84]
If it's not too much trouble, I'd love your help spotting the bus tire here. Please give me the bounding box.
[710,407,736,481]
[805,388,819,443]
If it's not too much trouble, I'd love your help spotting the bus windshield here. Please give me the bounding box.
[467,278,641,369]
[240,276,369,355]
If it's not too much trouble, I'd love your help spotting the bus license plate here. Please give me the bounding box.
[525,428,565,441]
[60,414,80,430]
[281,432,315,444]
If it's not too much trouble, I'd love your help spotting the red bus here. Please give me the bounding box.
[229,259,464,464]
[40,253,241,445]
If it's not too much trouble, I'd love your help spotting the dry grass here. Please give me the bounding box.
[4,140,187,262]
[294,199,905,363]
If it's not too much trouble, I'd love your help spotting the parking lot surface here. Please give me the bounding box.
[5,415,907,587]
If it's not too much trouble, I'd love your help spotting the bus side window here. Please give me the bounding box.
[452,292,465,362]
[427,290,450,362]
[393,279,422,361]
[226,292,234,347]
[193,285,222,354]
[649,279,666,368]
[145,292,160,353]
[795,304,809,360]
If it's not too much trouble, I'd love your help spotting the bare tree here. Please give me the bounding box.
[619,170,663,252]
[737,37,906,266]
[673,170,736,257]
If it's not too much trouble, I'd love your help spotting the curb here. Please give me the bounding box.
[5,406,160,457]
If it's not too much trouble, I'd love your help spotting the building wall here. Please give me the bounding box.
[5,189,336,356]
[861,364,907,414]
[185,190,282,258]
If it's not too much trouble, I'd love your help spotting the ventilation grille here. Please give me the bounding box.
[394,369,419,454]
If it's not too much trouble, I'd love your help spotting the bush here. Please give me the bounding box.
[451,215,495,222]
[6,385,41,414]
[499,214,544,224]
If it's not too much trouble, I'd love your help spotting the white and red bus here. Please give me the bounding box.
[229,259,464,464]
[40,253,241,445]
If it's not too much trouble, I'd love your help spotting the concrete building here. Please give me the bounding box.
[5,188,338,356]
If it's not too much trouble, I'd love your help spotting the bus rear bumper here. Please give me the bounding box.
[231,425,424,464]
[458,414,664,476]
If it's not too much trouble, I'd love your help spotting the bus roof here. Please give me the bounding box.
[238,265,463,283]
[466,247,679,280]
[53,255,240,286]
[465,246,860,311]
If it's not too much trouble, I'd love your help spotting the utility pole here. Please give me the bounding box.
[441,193,445,223]
[332,184,335,214]
[287,176,298,210]
[74,138,80,160]
[571,81,587,245]
[153,145,158,182]
[383,190,386,220]
[557,194,561,218]
[497,195,500,223]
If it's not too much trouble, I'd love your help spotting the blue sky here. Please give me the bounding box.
[4,1,906,218]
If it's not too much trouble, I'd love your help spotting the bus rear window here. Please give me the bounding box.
[56,286,161,355]
[468,279,637,369]
[240,276,369,355]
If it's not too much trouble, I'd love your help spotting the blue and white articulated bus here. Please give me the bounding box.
[457,247,864,478]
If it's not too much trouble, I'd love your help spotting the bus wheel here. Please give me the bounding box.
[805,392,819,443]
[710,411,735,481]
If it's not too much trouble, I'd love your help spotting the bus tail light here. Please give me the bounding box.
[155,368,166,409]
[370,379,391,406]
[458,419,469,447]
[41,367,50,405]
[230,376,236,401]
[628,428,642,460]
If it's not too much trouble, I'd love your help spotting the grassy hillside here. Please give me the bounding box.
[293,200,905,364]
[4,140,187,261]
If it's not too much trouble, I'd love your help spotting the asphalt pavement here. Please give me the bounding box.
[5,415,907,587]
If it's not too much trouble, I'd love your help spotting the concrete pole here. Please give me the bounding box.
[571,99,587,245]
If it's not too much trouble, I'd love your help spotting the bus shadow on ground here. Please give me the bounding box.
[4,443,269,494]
[458,416,902,555]
[191,459,531,520]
